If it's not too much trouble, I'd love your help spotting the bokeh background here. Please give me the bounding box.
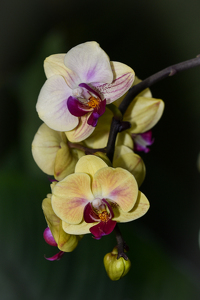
[1,0,200,299]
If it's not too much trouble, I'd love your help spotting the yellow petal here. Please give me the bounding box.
[83,108,112,149]
[92,167,138,212]
[42,197,79,252]
[62,220,94,235]
[32,123,62,175]
[57,222,79,252]
[113,146,146,187]
[75,155,108,178]
[115,132,134,149]
[65,114,95,143]
[113,191,149,222]
[54,141,81,181]
[52,173,94,224]
[124,97,165,134]
[42,197,60,244]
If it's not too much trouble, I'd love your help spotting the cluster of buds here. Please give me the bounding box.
[32,42,164,280]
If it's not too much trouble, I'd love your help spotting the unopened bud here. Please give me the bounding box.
[103,247,131,281]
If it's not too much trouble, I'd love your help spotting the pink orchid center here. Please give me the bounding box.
[72,84,102,108]
[68,83,106,127]
[84,198,116,240]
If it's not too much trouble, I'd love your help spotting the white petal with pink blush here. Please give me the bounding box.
[36,42,135,138]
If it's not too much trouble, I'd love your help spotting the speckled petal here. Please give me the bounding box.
[94,61,135,104]
[112,191,149,222]
[92,167,138,212]
[36,75,79,131]
[64,42,113,84]
[52,173,94,224]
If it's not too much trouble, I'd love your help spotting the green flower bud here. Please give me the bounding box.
[103,247,131,281]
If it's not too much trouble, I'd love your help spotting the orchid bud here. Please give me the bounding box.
[103,247,131,281]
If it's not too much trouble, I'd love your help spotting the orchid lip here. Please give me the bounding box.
[84,198,116,239]
[79,83,102,100]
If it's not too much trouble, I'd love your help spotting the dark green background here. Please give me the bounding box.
[1,1,200,299]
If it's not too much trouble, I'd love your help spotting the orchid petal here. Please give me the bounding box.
[90,219,117,240]
[32,123,62,175]
[44,54,81,89]
[83,107,112,148]
[62,220,94,235]
[36,75,79,131]
[42,197,79,252]
[65,114,95,142]
[115,132,134,149]
[92,167,138,212]
[133,131,154,153]
[64,42,113,84]
[57,225,79,252]
[43,227,57,246]
[42,197,61,244]
[75,155,108,178]
[54,141,79,181]
[67,96,92,117]
[45,251,65,261]
[124,97,165,134]
[93,61,135,104]
[52,173,94,225]
[112,191,149,222]
[113,145,146,187]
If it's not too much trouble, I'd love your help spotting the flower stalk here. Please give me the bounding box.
[106,54,200,261]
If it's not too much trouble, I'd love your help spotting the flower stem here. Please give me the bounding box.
[106,103,123,121]
[114,224,129,260]
[106,54,200,162]
[119,55,200,115]
[68,141,106,154]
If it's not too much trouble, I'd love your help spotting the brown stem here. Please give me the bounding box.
[68,141,106,154]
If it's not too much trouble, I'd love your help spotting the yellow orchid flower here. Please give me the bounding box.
[42,194,82,260]
[51,155,149,240]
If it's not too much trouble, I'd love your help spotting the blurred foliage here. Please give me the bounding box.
[1,0,200,299]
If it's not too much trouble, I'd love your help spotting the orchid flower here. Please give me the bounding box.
[132,130,154,153]
[51,155,149,240]
[42,192,82,260]
[36,42,135,142]
[32,123,84,181]
[84,77,164,150]
[43,227,65,261]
